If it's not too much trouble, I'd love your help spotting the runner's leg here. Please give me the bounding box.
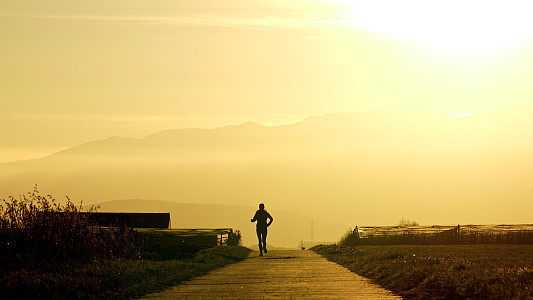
[256,227,263,255]
[262,228,268,253]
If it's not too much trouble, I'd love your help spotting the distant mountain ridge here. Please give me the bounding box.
[12,109,529,161]
[2,109,533,237]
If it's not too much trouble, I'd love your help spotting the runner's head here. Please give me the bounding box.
[259,203,265,210]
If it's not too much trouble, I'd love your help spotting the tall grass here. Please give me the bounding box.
[0,186,138,264]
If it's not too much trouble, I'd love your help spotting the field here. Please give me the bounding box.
[312,244,533,299]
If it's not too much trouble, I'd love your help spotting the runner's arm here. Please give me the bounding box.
[267,213,273,227]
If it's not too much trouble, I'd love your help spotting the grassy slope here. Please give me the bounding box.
[312,244,533,300]
[1,246,251,299]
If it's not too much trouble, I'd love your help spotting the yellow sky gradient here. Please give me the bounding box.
[3,1,533,241]
[2,0,533,163]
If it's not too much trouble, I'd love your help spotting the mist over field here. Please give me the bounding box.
[1,108,533,246]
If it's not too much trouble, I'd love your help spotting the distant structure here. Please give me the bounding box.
[79,212,170,228]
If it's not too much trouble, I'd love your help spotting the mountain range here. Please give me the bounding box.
[2,108,533,243]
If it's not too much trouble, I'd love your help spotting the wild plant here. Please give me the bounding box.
[0,185,139,264]
[226,229,242,246]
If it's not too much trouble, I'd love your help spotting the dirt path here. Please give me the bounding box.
[144,250,401,299]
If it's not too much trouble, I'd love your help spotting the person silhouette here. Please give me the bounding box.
[250,203,273,256]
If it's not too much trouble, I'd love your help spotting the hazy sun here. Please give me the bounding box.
[342,0,533,55]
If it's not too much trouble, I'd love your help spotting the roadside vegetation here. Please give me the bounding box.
[0,187,250,299]
[313,231,533,299]
[0,186,139,264]
[1,245,250,299]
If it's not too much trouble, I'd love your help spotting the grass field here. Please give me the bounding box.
[0,245,251,299]
[312,244,533,299]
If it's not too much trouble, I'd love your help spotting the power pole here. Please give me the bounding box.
[310,219,314,243]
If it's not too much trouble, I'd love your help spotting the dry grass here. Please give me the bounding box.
[0,186,138,263]
[313,244,533,299]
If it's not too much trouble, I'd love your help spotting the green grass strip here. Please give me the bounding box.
[1,246,251,299]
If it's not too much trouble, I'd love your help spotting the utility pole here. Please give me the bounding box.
[310,219,314,243]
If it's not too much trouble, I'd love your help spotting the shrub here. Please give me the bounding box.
[0,186,139,264]
[226,229,242,246]
[339,228,360,247]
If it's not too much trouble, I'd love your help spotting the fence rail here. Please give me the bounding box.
[342,224,533,245]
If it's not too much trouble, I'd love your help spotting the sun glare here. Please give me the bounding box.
[342,0,533,55]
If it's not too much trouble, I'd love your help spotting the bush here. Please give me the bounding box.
[0,186,139,264]
[226,229,242,246]
[339,228,360,247]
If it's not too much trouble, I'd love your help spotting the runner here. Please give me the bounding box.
[250,203,273,256]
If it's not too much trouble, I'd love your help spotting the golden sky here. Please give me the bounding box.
[2,0,533,162]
